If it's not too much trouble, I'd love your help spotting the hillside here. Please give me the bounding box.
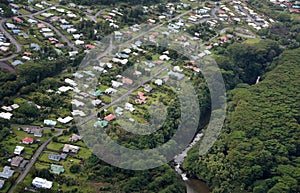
[183,48,300,193]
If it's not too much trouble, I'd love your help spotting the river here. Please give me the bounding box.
[173,133,211,193]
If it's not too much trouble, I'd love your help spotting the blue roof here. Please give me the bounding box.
[12,60,23,66]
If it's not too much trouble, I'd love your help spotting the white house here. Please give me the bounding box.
[44,120,57,126]
[57,116,73,124]
[125,103,135,112]
[14,146,24,155]
[0,112,13,120]
[32,177,53,189]
[112,80,123,88]
[65,78,77,87]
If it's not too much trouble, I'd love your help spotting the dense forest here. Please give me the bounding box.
[184,48,300,193]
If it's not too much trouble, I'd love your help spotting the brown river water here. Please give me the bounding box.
[185,179,210,193]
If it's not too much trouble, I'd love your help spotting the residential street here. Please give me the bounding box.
[8,127,63,193]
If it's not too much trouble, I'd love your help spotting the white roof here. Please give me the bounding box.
[71,110,86,117]
[57,116,73,124]
[58,86,73,92]
[65,78,77,87]
[0,112,13,120]
[14,146,24,155]
[71,99,84,107]
[32,177,53,189]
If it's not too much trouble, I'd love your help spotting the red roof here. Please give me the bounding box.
[218,10,226,14]
[103,15,112,19]
[122,77,133,84]
[138,92,146,100]
[22,137,34,144]
[37,23,46,28]
[23,52,32,56]
[85,44,95,49]
[104,114,116,121]
[13,17,23,23]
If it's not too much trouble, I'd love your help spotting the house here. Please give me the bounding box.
[33,128,43,137]
[92,99,102,106]
[11,156,24,167]
[49,154,61,162]
[63,144,80,154]
[48,153,67,162]
[32,177,52,189]
[89,90,102,97]
[0,180,4,189]
[105,88,117,95]
[13,17,23,23]
[30,43,40,51]
[94,120,108,128]
[122,77,133,84]
[159,55,170,61]
[125,103,135,112]
[144,85,153,93]
[44,120,56,126]
[6,23,16,29]
[71,110,86,117]
[104,114,116,122]
[69,134,82,142]
[23,127,43,137]
[57,116,73,124]
[155,79,163,86]
[135,92,147,104]
[49,164,64,175]
[22,137,34,145]
[0,166,14,179]
[9,3,20,9]
[0,112,13,120]
[115,107,124,116]
[14,146,24,155]
[112,80,123,88]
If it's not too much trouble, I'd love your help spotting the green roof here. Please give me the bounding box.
[50,164,64,175]
[89,90,102,97]
[94,120,108,128]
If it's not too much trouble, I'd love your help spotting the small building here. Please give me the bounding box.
[11,156,24,167]
[104,114,116,122]
[155,79,163,86]
[63,144,79,154]
[13,17,23,23]
[49,164,64,175]
[125,103,135,112]
[44,120,57,127]
[57,116,73,124]
[14,146,24,155]
[32,177,52,189]
[0,166,14,179]
[144,85,153,93]
[94,120,108,128]
[69,134,82,142]
[22,137,34,145]
[48,154,61,162]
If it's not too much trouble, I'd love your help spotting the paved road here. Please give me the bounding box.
[86,9,106,23]
[32,17,78,51]
[0,19,22,61]
[78,65,169,126]
[8,128,63,193]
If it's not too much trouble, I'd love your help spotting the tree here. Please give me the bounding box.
[70,164,80,173]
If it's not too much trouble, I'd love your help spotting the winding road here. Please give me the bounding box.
[0,19,22,61]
